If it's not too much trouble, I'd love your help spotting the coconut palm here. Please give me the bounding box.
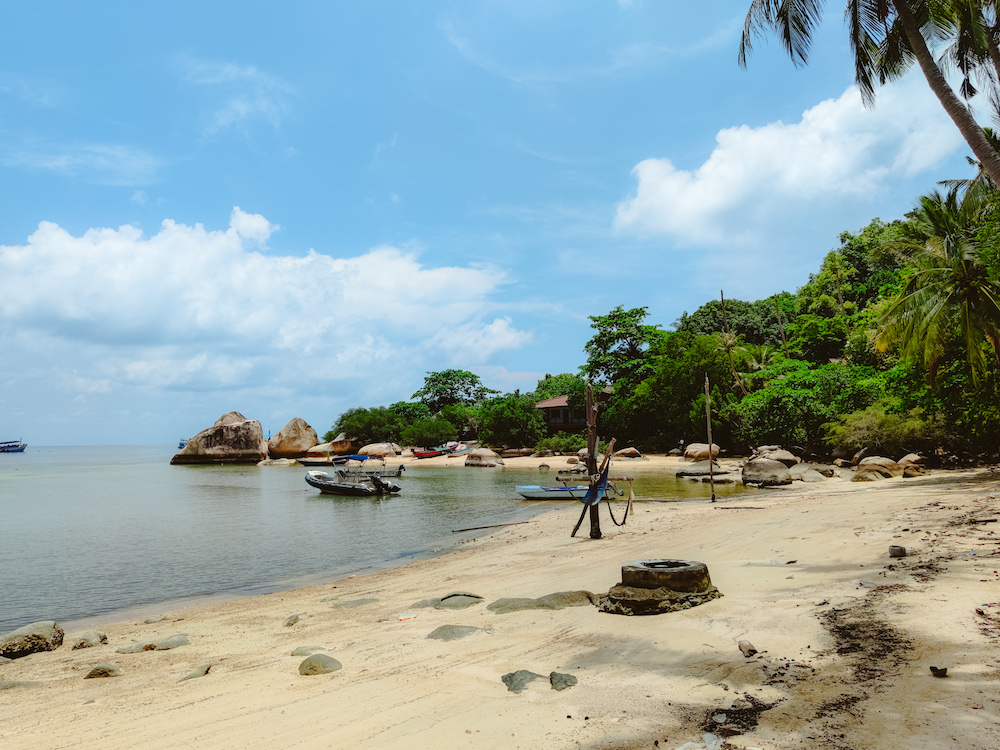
[876,185,1000,384]
[740,1,1000,187]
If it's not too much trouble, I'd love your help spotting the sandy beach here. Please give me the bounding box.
[3,462,1000,750]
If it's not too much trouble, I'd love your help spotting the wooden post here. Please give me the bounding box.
[705,374,716,503]
[586,383,602,539]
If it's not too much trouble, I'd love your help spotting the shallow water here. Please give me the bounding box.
[0,447,745,632]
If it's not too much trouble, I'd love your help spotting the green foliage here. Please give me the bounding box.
[823,402,952,457]
[477,392,545,448]
[675,293,795,347]
[400,417,458,448]
[533,432,588,454]
[532,373,586,404]
[730,362,886,449]
[581,306,666,388]
[786,314,849,363]
[412,369,497,412]
[387,401,431,424]
[323,406,405,446]
[437,403,478,439]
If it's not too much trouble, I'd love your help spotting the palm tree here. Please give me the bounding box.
[740,1,1000,187]
[875,185,1000,384]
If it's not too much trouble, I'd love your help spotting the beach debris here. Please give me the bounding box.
[549,672,578,691]
[298,653,342,675]
[84,663,123,679]
[0,621,65,659]
[487,590,597,614]
[975,603,999,616]
[283,614,300,627]
[929,666,948,677]
[738,640,758,657]
[599,560,722,616]
[426,625,484,642]
[1,680,41,690]
[329,598,378,609]
[501,670,545,693]
[397,613,418,621]
[116,642,156,653]
[179,664,212,682]
[889,545,907,558]
[155,634,190,650]
[70,631,108,650]
[291,646,325,656]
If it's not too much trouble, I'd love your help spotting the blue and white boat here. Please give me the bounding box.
[1,440,27,453]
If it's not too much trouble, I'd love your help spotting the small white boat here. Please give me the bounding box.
[516,484,608,501]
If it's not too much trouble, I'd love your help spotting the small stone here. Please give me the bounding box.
[549,672,578,691]
[71,631,108,650]
[85,663,123,679]
[426,625,483,642]
[738,640,757,657]
[155,634,190,650]
[179,664,212,682]
[116,642,157,654]
[283,614,300,627]
[298,654,342,675]
[501,670,545,693]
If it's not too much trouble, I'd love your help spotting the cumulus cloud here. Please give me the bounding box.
[614,73,964,246]
[0,209,529,393]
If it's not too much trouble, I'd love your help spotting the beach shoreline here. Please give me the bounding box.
[3,466,1000,749]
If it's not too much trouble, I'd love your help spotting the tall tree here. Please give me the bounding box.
[412,369,497,412]
[739,1,1000,186]
[876,185,1000,383]
[581,306,666,387]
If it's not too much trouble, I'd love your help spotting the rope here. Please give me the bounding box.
[605,480,634,526]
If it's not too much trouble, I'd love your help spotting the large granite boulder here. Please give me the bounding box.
[683,443,719,462]
[0,621,64,659]
[858,456,903,477]
[759,449,800,467]
[268,418,318,458]
[742,458,792,487]
[675,460,725,477]
[359,442,400,457]
[171,412,268,465]
[465,448,504,467]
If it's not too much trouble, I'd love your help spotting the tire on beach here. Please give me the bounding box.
[620,560,712,593]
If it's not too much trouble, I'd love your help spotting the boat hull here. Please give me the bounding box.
[0,441,27,453]
[305,471,401,496]
[516,485,607,501]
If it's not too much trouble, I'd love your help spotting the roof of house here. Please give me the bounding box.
[535,395,569,409]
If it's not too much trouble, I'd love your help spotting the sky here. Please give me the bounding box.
[0,0,982,445]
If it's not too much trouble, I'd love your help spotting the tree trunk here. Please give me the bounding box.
[893,1,1000,186]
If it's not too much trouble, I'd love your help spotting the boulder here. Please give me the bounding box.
[465,448,504,468]
[858,456,903,477]
[675,460,725,477]
[759,449,800,467]
[70,631,108,650]
[742,458,792,487]
[0,621,64,659]
[298,654,342,675]
[268,418,318,458]
[788,463,834,481]
[684,443,720,462]
[851,467,888,482]
[359,442,400,457]
[898,453,925,467]
[614,446,643,458]
[306,435,354,457]
[171,412,268,465]
[84,663,122,679]
[903,465,927,477]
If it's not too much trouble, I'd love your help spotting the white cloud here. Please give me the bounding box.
[178,56,292,136]
[0,210,530,392]
[130,190,148,205]
[3,143,163,186]
[614,73,964,246]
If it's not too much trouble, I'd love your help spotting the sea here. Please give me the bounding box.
[0,446,746,633]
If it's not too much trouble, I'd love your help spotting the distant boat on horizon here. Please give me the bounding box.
[1,440,27,453]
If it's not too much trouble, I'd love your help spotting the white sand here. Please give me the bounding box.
[2,465,999,749]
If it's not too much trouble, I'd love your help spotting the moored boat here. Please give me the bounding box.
[1,440,27,453]
[305,470,402,496]
[516,484,608,501]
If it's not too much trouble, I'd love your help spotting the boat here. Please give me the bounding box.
[178,438,188,449]
[516,484,608,501]
[305,470,402,496]
[412,448,451,459]
[1,440,27,453]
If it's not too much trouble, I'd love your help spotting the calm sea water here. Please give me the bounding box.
[0,446,745,632]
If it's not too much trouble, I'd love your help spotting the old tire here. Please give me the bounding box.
[620,560,712,593]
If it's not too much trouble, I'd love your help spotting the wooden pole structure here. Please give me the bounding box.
[704,373,716,503]
[586,383,602,539]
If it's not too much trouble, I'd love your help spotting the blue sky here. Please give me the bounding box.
[0,1,979,445]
